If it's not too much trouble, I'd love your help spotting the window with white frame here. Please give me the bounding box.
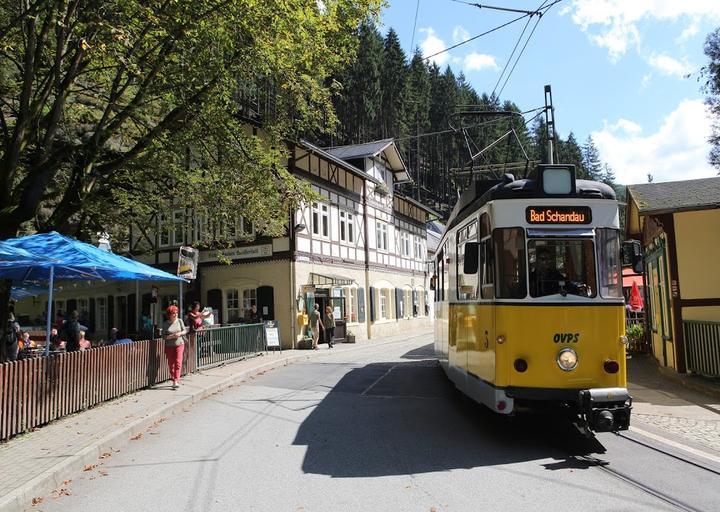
[414,236,423,259]
[415,287,426,317]
[96,297,107,333]
[343,287,358,322]
[401,232,411,257]
[377,288,393,320]
[172,210,185,246]
[403,288,412,318]
[312,202,329,238]
[339,211,354,243]
[77,298,90,320]
[158,213,171,247]
[242,288,256,311]
[227,289,240,322]
[194,214,206,243]
[376,221,388,251]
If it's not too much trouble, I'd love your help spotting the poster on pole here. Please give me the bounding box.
[177,246,199,280]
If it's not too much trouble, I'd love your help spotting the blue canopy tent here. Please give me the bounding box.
[0,232,185,355]
[0,241,46,265]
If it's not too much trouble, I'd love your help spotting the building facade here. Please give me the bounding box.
[13,139,435,347]
[626,177,720,376]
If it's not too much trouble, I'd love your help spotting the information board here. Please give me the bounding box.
[264,320,280,349]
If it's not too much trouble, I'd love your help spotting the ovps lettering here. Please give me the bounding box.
[553,332,580,343]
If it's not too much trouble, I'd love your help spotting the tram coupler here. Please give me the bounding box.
[578,388,632,433]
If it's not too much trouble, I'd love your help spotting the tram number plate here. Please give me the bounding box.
[526,206,592,224]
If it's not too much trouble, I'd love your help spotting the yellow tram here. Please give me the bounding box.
[432,165,636,433]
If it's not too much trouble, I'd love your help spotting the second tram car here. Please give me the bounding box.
[432,164,635,434]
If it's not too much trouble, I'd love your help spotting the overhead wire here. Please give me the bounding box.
[410,0,421,51]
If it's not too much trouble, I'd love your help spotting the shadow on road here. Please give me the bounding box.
[293,351,607,478]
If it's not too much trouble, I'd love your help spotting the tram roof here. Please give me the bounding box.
[445,174,617,233]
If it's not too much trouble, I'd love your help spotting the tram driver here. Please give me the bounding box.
[530,246,566,296]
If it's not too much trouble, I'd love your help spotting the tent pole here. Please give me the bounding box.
[135,280,140,334]
[178,281,183,319]
[45,265,54,357]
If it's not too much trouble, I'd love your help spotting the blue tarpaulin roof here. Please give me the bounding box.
[0,232,184,282]
[0,241,45,264]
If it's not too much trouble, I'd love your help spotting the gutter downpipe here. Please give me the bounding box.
[363,180,372,341]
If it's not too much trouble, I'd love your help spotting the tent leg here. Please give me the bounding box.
[135,280,140,334]
[44,266,54,357]
[178,281,183,318]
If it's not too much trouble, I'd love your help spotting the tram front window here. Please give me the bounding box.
[528,240,597,298]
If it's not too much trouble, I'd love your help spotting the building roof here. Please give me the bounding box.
[325,139,411,183]
[395,194,442,218]
[627,176,720,215]
[298,140,381,186]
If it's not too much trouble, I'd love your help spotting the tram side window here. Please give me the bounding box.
[597,228,623,298]
[493,228,527,299]
[456,222,478,300]
[479,214,494,299]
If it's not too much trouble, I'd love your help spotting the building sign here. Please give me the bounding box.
[177,246,199,279]
[199,244,273,263]
[526,206,592,225]
[264,320,280,349]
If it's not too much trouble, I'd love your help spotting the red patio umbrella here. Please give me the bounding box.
[628,280,644,312]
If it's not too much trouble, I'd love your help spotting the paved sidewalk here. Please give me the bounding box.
[627,353,720,461]
[0,333,428,512]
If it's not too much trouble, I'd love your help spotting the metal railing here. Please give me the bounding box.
[683,320,720,378]
[195,324,265,370]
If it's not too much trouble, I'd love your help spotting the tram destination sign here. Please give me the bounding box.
[526,206,592,224]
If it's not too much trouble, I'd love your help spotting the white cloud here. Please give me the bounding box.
[641,73,652,88]
[647,53,694,77]
[463,52,499,72]
[677,20,700,42]
[453,25,470,44]
[563,1,720,60]
[420,28,449,66]
[592,99,717,185]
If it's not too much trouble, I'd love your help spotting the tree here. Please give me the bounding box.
[702,27,720,171]
[380,28,407,139]
[582,136,603,181]
[0,0,382,241]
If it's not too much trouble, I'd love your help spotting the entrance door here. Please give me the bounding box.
[257,286,275,320]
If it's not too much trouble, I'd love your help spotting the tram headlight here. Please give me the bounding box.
[557,348,578,371]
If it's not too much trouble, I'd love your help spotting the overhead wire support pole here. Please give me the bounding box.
[544,85,556,165]
[451,1,543,17]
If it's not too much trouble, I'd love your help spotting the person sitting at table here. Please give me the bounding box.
[18,331,36,351]
[114,330,134,345]
[49,327,66,351]
[78,330,91,351]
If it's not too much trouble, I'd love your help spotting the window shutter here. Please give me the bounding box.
[358,287,366,323]
[369,287,375,322]
[395,288,402,319]
[107,295,115,338]
[128,294,137,334]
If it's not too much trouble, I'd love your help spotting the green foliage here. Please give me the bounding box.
[0,0,382,242]
[703,27,720,171]
[626,323,644,343]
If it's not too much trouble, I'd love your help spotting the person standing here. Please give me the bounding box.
[4,314,20,362]
[161,305,187,389]
[308,303,323,350]
[324,306,336,349]
[187,301,211,332]
[64,310,82,352]
[246,304,262,324]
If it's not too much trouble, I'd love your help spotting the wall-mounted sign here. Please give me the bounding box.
[199,244,272,263]
[177,246,199,279]
[525,206,592,225]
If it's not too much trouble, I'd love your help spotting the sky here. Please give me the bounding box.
[379,0,720,185]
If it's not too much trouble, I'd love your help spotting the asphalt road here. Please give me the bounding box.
[34,335,720,512]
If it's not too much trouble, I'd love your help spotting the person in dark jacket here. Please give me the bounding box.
[64,310,82,352]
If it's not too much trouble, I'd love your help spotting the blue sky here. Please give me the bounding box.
[379,0,720,184]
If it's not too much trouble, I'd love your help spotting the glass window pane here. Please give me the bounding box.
[527,239,596,298]
[597,229,622,298]
[493,228,527,299]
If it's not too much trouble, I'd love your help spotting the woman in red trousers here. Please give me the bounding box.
[162,305,187,389]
